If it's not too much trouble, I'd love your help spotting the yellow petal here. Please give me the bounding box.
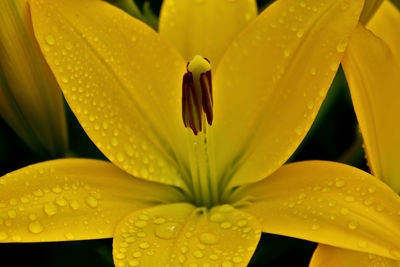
[0,0,68,157]
[342,24,400,193]
[212,0,364,188]
[0,158,183,242]
[237,161,400,260]
[159,0,257,65]
[368,0,400,62]
[113,203,261,266]
[310,244,400,267]
[360,0,383,24]
[30,0,189,188]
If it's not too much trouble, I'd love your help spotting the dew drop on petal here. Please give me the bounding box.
[155,222,179,240]
[85,196,98,208]
[29,221,44,234]
[199,232,219,245]
[43,202,58,216]
[45,34,55,45]
[65,233,75,240]
[335,180,346,187]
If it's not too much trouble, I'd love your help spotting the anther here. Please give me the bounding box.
[182,55,213,135]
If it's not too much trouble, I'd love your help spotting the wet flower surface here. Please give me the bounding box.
[0,0,400,266]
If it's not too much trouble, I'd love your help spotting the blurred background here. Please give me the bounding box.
[0,0,368,266]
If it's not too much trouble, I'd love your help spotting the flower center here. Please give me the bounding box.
[182,55,217,208]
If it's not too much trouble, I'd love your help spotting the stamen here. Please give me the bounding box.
[182,55,213,135]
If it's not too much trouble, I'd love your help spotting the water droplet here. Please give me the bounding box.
[311,224,320,230]
[348,220,359,230]
[128,259,139,266]
[135,220,147,228]
[375,203,385,212]
[69,200,80,210]
[139,242,150,249]
[345,196,355,202]
[56,196,68,206]
[111,138,119,147]
[294,125,303,135]
[232,256,243,263]
[45,34,55,45]
[43,202,58,216]
[330,61,338,71]
[29,221,44,234]
[220,222,232,229]
[199,232,218,245]
[237,220,248,227]
[209,254,218,260]
[310,67,317,75]
[65,233,75,240]
[155,222,179,240]
[335,180,346,187]
[33,189,43,197]
[52,186,62,193]
[85,196,98,208]
[154,217,166,224]
[368,186,376,193]
[340,207,350,215]
[115,253,125,260]
[336,40,348,52]
[193,250,203,258]
[284,48,291,57]
[222,261,233,267]
[132,251,142,258]
[210,213,224,222]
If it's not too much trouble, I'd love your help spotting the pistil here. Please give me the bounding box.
[182,55,218,207]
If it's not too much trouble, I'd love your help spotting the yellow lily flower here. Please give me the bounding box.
[1,0,400,265]
[310,1,400,266]
[0,0,68,157]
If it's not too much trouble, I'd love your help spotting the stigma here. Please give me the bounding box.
[182,55,213,135]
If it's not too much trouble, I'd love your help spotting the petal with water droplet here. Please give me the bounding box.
[30,0,189,189]
[213,0,364,188]
[310,245,400,267]
[0,159,182,242]
[113,203,261,266]
[343,24,400,193]
[159,0,257,64]
[238,161,400,260]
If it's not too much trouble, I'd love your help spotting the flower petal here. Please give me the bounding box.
[159,0,257,65]
[30,0,189,188]
[360,0,383,24]
[113,203,261,266]
[368,0,400,63]
[342,24,400,193]
[0,159,182,242]
[0,0,68,157]
[310,244,400,267]
[237,161,400,260]
[212,0,363,188]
